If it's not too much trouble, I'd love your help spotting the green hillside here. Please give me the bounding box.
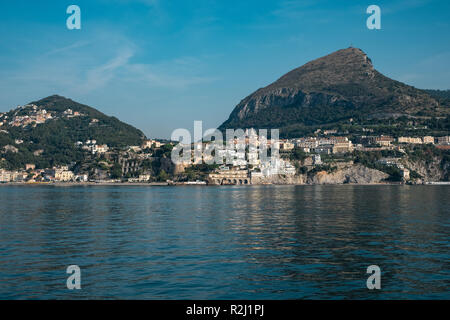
[0,95,145,170]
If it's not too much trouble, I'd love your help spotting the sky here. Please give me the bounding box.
[0,0,449,139]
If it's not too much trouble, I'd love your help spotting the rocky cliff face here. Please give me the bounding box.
[403,157,449,182]
[306,165,388,185]
[249,164,388,185]
[219,48,446,135]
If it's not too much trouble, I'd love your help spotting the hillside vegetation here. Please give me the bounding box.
[0,95,145,169]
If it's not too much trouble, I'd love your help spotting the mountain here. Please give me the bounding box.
[0,95,145,169]
[424,89,450,106]
[219,47,449,137]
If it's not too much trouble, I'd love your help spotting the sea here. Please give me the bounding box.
[0,184,448,299]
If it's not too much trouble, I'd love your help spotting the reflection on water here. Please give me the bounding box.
[0,185,448,299]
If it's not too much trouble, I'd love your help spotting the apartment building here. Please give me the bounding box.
[398,137,423,144]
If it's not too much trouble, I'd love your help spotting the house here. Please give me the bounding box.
[142,140,163,149]
[280,141,295,150]
[332,141,353,153]
[260,158,296,176]
[0,170,11,182]
[375,136,394,147]
[377,158,400,166]
[250,171,263,180]
[328,136,349,144]
[33,149,44,156]
[423,136,434,144]
[10,171,28,182]
[208,168,249,185]
[312,154,322,165]
[138,174,151,182]
[312,145,333,154]
[401,168,410,181]
[437,136,450,145]
[95,144,109,154]
[49,167,74,182]
[398,137,422,144]
[56,170,74,182]
[3,145,18,153]
[296,138,318,149]
[75,174,88,182]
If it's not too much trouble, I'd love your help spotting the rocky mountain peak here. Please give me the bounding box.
[259,47,376,96]
[219,47,447,136]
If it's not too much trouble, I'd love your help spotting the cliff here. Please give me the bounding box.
[250,164,388,185]
[403,157,449,182]
[306,164,388,184]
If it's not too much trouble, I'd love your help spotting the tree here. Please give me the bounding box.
[289,147,308,162]
[157,170,168,182]
[110,164,123,179]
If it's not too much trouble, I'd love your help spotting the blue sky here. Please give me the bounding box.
[0,0,449,138]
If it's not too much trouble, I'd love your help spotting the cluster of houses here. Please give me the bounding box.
[276,134,450,155]
[0,105,84,129]
[204,133,450,185]
[1,131,450,184]
[125,139,165,153]
[0,138,168,183]
[397,136,448,145]
[1,105,53,128]
[0,164,87,183]
[207,153,320,185]
[376,158,412,181]
[211,153,316,186]
[289,136,354,154]
[62,108,83,118]
[75,140,109,155]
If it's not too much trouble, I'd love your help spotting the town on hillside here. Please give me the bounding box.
[1,121,449,184]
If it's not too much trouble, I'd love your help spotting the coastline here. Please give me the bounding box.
[1,181,449,186]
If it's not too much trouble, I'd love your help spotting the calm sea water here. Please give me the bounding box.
[0,185,448,299]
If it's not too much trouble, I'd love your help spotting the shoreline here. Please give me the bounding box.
[1,181,449,186]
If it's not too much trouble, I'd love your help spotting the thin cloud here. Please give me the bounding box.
[124,59,217,89]
[44,41,92,56]
[78,48,135,93]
